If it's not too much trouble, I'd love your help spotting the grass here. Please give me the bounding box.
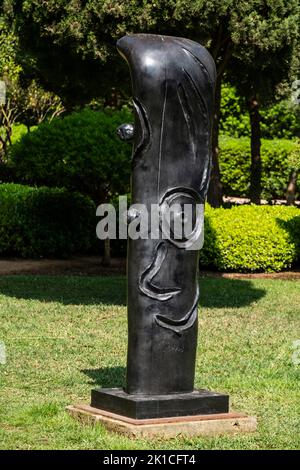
[0,275,299,450]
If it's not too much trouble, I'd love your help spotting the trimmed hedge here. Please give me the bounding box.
[0,184,96,257]
[0,184,299,272]
[219,136,299,200]
[200,205,300,273]
[108,197,300,273]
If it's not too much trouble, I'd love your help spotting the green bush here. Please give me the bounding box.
[219,136,299,200]
[9,123,29,144]
[0,183,96,257]
[260,101,300,140]
[8,108,132,203]
[200,205,300,273]
[220,84,251,138]
[220,84,300,139]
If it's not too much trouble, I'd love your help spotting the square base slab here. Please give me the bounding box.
[67,405,257,438]
[91,388,229,420]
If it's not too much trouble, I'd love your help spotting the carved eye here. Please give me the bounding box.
[159,187,203,249]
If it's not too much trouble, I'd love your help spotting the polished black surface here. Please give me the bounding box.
[118,34,216,395]
[91,388,229,420]
[91,34,217,415]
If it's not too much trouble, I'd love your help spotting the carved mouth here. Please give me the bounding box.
[155,286,199,334]
[139,242,181,301]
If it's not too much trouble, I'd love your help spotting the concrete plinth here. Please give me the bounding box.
[67,404,257,439]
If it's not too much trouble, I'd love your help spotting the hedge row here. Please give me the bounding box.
[200,205,300,273]
[219,136,299,201]
[0,184,299,272]
[0,184,96,257]
[111,203,300,272]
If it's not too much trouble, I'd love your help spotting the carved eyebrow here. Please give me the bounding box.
[181,45,214,86]
[132,97,152,165]
[182,67,209,123]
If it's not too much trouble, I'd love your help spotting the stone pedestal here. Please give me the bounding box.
[67,404,257,438]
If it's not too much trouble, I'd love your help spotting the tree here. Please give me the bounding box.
[3,1,300,206]
[21,80,65,131]
[0,17,22,159]
[286,140,300,206]
[219,83,300,140]
[230,41,298,203]
[0,15,64,160]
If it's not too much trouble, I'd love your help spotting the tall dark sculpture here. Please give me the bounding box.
[91,34,229,419]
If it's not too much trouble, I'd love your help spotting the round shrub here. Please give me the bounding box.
[0,183,96,257]
[8,108,133,203]
[219,136,299,200]
[200,205,300,273]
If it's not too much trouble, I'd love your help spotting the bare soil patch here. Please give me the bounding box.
[0,256,299,279]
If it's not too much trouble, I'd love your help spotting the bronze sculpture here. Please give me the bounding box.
[91,34,229,419]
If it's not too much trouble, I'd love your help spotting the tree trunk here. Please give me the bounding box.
[249,96,262,204]
[286,170,298,205]
[102,237,111,266]
[207,75,223,208]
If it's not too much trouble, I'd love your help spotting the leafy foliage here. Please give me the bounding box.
[0,18,23,158]
[3,1,299,206]
[10,122,34,144]
[0,18,64,159]
[220,84,300,139]
[20,80,65,129]
[0,183,96,257]
[3,1,299,105]
[200,205,300,273]
[0,17,20,79]
[261,101,300,140]
[219,136,300,200]
[220,84,250,138]
[8,108,132,203]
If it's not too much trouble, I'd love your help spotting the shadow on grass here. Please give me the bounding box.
[82,366,126,388]
[0,275,127,306]
[199,278,266,309]
[0,275,266,308]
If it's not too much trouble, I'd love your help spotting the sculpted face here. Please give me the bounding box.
[91,35,230,420]
[118,34,216,395]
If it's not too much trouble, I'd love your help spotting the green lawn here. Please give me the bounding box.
[0,275,299,450]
